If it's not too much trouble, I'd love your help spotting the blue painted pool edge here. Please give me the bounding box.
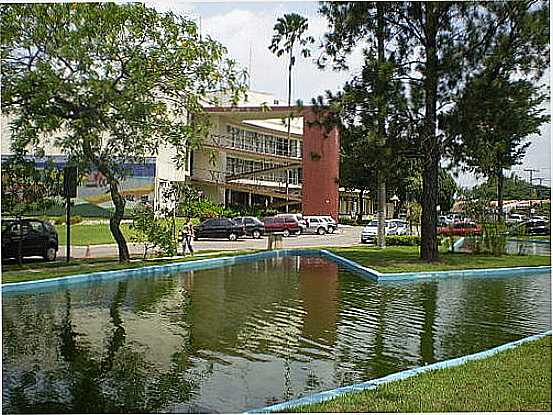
[2,248,550,293]
[246,330,553,414]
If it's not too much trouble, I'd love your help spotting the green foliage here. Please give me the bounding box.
[53,215,83,225]
[2,3,247,261]
[385,235,421,246]
[129,205,177,258]
[469,175,550,201]
[1,155,63,215]
[471,222,508,256]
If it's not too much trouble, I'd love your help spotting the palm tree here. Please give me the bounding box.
[269,13,314,212]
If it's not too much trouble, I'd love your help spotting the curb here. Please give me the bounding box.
[2,249,550,293]
[246,330,553,413]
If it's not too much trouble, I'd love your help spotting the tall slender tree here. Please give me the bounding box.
[319,1,549,261]
[269,13,314,212]
[2,3,246,262]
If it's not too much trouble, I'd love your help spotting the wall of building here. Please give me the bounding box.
[301,110,340,220]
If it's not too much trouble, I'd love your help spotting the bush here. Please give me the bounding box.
[53,215,83,225]
[130,205,177,258]
[338,216,356,226]
[385,235,421,246]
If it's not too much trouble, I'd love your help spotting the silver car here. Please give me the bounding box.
[303,216,332,235]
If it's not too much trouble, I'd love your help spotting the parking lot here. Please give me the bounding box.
[57,226,365,259]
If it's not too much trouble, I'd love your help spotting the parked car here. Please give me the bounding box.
[387,219,409,235]
[303,216,332,235]
[320,216,338,233]
[2,218,58,262]
[506,213,526,225]
[360,220,398,243]
[438,222,482,236]
[510,220,550,236]
[193,218,245,241]
[232,216,264,239]
[263,216,300,237]
[276,213,307,233]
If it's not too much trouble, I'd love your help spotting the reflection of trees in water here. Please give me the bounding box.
[418,282,437,365]
[4,280,200,413]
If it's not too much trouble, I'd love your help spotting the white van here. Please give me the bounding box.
[303,216,332,235]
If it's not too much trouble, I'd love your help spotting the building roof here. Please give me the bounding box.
[242,118,303,136]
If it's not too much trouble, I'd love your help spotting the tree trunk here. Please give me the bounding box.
[376,3,387,250]
[108,179,130,263]
[420,3,439,262]
[496,168,504,224]
[357,189,364,223]
[377,172,386,248]
[285,50,293,213]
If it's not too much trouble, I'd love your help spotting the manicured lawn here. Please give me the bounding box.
[289,335,551,413]
[1,250,259,284]
[330,246,551,273]
[56,223,133,245]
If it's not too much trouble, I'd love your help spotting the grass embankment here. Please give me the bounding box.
[1,249,260,284]
[290,335,552,413]
[56,223,132,246]
[330,246,550,273]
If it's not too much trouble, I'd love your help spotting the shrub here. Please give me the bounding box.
[53,215,83,225]
[130,205,177,258]
[385,235,421,246]
[338,216,356,226]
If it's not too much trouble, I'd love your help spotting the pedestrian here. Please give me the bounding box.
[181,219,194,256]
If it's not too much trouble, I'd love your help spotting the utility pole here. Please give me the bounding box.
[524,168,539,218]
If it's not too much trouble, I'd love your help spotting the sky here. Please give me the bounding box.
[146,0,551,189]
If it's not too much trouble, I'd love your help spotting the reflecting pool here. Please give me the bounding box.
[2,256,551,413]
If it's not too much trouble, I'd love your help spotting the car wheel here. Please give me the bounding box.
[328,226,335,234]
[44,246,57,262]
[317,227,326,235]
[252,230,261,239]
[282,229,290,237]
[228,233,237,241]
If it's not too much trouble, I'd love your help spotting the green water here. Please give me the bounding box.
[2,256,551,413]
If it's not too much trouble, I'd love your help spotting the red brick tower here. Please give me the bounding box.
[301,109,340,220]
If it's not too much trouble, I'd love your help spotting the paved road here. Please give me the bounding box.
[57,226,365,259]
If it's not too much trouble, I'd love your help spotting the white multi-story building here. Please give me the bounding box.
[2,90,372,218]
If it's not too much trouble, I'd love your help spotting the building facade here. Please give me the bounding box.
[2,91,372,220]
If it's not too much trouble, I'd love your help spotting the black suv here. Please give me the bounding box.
[232,217,264,239]
[193,218,245,241]
[510,220,550,236]
[2,219,59,262]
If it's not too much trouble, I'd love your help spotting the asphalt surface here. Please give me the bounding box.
[57,226,365,259]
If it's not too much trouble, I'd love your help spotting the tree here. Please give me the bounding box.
[446,77,548,220]
[1,153,63,215]
[269,13,314,212]
[1,3,246,262]
[319,1,549,261]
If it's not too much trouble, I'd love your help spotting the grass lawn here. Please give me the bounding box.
[56,223,133,245]
[330,246,551,273]
[1,249,259,284]
[289,335,552,413]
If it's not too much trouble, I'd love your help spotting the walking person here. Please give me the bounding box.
[181,219,194,256]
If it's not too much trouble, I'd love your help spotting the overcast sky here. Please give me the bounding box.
[146,1,551,189]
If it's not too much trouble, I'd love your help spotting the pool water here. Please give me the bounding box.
[2,256,551,413]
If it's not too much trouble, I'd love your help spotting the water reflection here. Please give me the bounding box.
[2,256,551,413]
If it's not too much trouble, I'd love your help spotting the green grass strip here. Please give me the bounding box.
[289,335,552,413]
[330,246,550,273]
[1,250,260,284]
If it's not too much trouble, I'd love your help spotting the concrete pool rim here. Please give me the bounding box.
[2,248,551,293]
[245,330,553,413]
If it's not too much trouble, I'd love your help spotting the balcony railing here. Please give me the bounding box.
[207,134,302,160]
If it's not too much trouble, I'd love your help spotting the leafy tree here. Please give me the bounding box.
[446,77,548,220]
[402,168,458,213]
[319,1,549,261]
[269,13,314,212]
[129,204,177,258]
[469,174,551,201]
[2,3,246,262]
[1,154,63,215]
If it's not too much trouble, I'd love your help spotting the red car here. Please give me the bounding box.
[263,216,300,237]
[438,222,482,236]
